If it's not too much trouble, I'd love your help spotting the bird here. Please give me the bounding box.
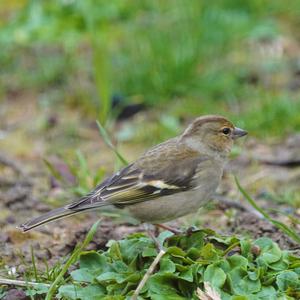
[19,115,247,232]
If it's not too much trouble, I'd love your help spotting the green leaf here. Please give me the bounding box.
[234,296,266,300]
[102,297,124,300]
[151,294,186,300]
[157,230,174,247]
[96,272,126,284]
[142,247,158,257]
[276,271,300,291]
[254,286,277,300]
[118,237,153,264]
[108,241,123,261]
[160,257,176,273]
[178,267,194,282]
[71,268,95,283]
[227,255,249,270]
[57,285,79,299]
[146,274,182,296]
[112,260,129,273]
[58,284,105,300]
[204,264,227,288]
[247,269,260,281]
[268,257,289,271]
[183,230,206,250]
[254,238,282,265]
[26,283,49,296]
[200,243,218,261]
[79,251,108,272]
[175,263,190,272]
[186,246,200,257]
[294,267,300,275]
[240,240,251,259]
[235,273,261,294]
[167,246,186,258]
[225,255,262,295]
[123,273,141,283]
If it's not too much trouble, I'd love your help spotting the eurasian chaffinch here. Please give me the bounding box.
[20,115,247,232]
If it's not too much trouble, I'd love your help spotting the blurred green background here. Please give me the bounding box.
[1,0,300,142]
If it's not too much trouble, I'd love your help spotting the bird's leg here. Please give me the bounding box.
[154,223,182,235]
[156,223,199,235]
[143,223,163,250]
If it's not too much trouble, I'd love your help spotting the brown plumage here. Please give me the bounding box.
[19,115,247,232]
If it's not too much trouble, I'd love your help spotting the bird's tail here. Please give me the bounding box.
[19,206,90,232]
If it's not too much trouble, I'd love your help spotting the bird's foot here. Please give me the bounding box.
[145,224,199,250]
[154,223,182,235]
[185,226,199,235]
[156,224,200,236]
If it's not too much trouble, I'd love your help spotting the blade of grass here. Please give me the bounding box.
[76,150,89,177]
[75,150,91,190]
[96,120,128,166]
[30,246,38,282]
[45,220,101,300]
[235,177,300,244]
[43,158,65,183]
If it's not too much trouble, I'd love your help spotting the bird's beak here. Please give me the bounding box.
[233,127,248,139]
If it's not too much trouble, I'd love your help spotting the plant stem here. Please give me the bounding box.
[0,278,50,288]
[132,248,166,300]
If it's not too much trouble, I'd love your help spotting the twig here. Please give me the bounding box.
[0,277,50,288]
[132,248,166,300]
[215,195,263,218]
[214,195,248,211]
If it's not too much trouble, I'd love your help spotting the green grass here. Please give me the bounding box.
[1,0,300,138]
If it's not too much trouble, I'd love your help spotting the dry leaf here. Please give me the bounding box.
[196,282,222,300]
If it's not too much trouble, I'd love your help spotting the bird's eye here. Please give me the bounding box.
[222,128,231,135]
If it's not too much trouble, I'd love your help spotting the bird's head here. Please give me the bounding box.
[181,115,247,156]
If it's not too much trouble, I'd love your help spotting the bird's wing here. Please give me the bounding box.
[68,142,209,210]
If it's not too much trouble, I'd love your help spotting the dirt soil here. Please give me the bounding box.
[1,95,300,283]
